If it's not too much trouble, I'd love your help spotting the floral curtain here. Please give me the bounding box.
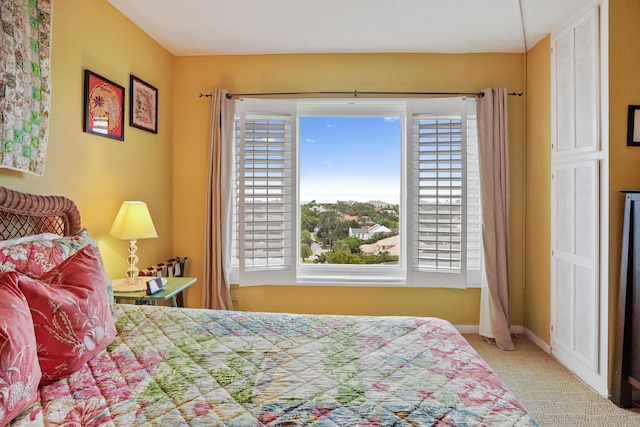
[0,0,52,176]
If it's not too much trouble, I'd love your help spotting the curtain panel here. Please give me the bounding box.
[203,89,234,310]
[0,0,52,175]
[477,88,515,351]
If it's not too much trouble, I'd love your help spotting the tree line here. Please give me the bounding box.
[300,200,400,264]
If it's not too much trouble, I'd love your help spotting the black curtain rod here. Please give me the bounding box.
[198,90,524,99]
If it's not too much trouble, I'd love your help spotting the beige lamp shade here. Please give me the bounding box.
[110,201,158,240]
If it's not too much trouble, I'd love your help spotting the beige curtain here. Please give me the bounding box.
[203,89,234,310]
[477,88,514,351]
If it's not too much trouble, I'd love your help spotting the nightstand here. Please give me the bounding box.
[112,276,197,307]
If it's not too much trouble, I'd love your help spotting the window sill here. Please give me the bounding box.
[296,275,407,287]
[236,277,478,288]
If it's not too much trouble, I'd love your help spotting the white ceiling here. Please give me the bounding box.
[107,0,590,56]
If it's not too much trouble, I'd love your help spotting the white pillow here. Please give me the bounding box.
[0,233,61,249]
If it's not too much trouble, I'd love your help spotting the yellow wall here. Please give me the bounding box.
[608,0,640,376]
[172,53,526,325]
[0,0,175,278]
[524,36,552,343]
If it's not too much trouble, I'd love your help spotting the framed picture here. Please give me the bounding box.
[130,75,158,133]
[628,105,640,146]
[83,70,125,141]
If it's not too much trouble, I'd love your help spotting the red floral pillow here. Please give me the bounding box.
[17,245,117,384]
[0,239,65,277]
[52,229,115,308]
[0,271,41,426]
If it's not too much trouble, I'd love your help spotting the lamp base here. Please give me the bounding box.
[125,239,140,280]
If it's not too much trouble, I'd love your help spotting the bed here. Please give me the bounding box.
[0,186,538,426]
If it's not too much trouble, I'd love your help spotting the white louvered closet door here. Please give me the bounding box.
[550,4,607,395]
[552,161,599,368]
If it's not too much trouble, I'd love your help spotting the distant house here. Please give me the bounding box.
[368,224,390,235]
[368,200,391,210]
[360,235,399,256]
[349,223,391,240]
[349,227,368,239]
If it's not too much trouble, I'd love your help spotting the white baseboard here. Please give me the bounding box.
[454,324,551,354]
[524,328,551,354]
[455,324,526,336]
[455,324,480,334]
[510,324,526,335]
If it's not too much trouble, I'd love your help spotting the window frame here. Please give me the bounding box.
[296,100,407,285]
[232,97,480,288]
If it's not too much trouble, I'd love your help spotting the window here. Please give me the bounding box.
[233,97,480,288]
[299,116,401,268]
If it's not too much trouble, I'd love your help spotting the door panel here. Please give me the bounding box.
[552,161,598,371]
[550,5,606,394]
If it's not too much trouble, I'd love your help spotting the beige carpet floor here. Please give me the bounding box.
[464,334,640,427]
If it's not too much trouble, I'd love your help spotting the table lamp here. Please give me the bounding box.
[110,201,158,285]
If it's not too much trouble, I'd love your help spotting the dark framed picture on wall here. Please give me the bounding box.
[130,75,158,133]
[83,70,125,141]
[627,105,640,146]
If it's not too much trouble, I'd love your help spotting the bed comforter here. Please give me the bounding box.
[10,305,537,426]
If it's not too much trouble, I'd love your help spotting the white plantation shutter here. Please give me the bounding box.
[465,100,482,285]
[407,97,477,288]
[241,116,292,270]
[412,112,464,271]
[235,100,296,285]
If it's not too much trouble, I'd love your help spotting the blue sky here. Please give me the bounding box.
[299,116,401,204]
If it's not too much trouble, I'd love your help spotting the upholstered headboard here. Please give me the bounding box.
[0,186,82,240]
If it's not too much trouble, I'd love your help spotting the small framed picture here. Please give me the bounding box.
[130,75,158,133]
[83,70,125,141]
[627,105,640,146]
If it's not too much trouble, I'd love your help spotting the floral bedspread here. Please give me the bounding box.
[10,305,538,426]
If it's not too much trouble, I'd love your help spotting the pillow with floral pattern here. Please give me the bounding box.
[0,228,114,311]
[0,238,65,277]
[51,228,114,308]
[17,245,116,384]
[0,232,60,249]
[0,271,41,426]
